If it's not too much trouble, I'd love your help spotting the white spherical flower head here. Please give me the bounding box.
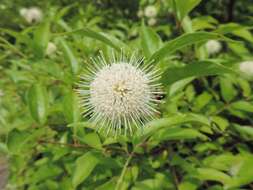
[148,18,157,26]
[77,51,163,136]
[205,40,222,55]
[144,5,157,18]
[21,7,43,24]
[239,61,253,78]
[46,42,57,56]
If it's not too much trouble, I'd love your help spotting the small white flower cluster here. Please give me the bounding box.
[19,7,43,24]
[137,5,157,26]
[77,51,163,136]
[205,40,222,55]
[144,6,157,18]
[239,61,253,79]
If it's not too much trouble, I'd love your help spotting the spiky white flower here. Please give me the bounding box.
[205,40,222,55]
[148,18,157,26]
[46,42,57,56]
[144,5,157,18]
[76,51,163,136]
[20,7,43,24]
[239,61,253,78]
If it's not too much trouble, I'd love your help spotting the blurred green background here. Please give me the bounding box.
[0,0,253,190]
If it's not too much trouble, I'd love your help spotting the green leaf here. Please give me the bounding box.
[169,77,195,97]
[29,164,62,184]
[59,39,79,74]
[211,116,229,131]
[216,23,253,43]
[72,152,100,188]
[149,32,224,63]
[195,168,232,184]
[237,78,251,97]
[202,153,236,171]
[161,61,235,86]
[62,90,80,123]
[179,180,198,190]
[7,129,45,154]
[153,127,206,141]
[174,0,202,21]
[135,113,210,143]
[77,133,102,150]
[7,130,30,154]
[230,101,253,113]
[140,22,162,58]
[193,91,213,111]
[220,76,237,102]
[226,153,253,188]
[28,84,48,125]
[96,178,116,190]
[33,21,51,58]
[54,28,121,51]
[233,124,253,140]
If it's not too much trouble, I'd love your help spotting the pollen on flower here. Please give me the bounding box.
[76,51,163,136]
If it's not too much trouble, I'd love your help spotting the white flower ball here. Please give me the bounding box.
[148,18,157,26]
[205,40,222,55]
[77,51,163,136]
[46,42,57,56]
[144,5,157,18]
[239,61,253,78]
[20,7,43,24]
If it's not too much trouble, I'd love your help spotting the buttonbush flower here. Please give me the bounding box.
[239,61,253,78]
[148,18,157,26]
[20,7,43,24]
[144,5,157,18]
[76,51,163,136]
[205,40,222,55]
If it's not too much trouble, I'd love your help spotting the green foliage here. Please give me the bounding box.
[0,0,253,190]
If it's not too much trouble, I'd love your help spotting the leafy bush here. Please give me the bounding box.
[0,0,253,190]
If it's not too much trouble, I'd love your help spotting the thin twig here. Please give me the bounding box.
[38,139,126,154]
[38,140,89,148]
[172,167,179,190]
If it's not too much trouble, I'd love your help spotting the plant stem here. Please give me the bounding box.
[115,152,134,190]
